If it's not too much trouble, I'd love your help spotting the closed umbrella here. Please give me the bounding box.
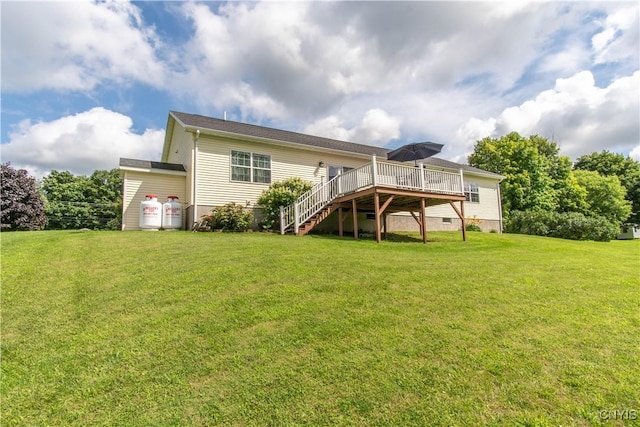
[386,142,443,164]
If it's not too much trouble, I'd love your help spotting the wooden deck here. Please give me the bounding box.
[280,156,468,243]
[330,186,467,243]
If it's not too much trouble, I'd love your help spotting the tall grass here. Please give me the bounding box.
[2,231,638,426]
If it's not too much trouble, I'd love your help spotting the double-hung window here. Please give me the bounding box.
[231,150,271,184]
[464,182,480,203]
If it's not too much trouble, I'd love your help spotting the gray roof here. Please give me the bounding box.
[421,157,504,178]
[167,111,501,179]
[170,111,389,157]
[119,158,186,172]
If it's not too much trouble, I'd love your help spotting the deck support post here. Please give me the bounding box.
[460,200,466,242]
[448,200,467,242]
[383,213,387,240]
[420,197,427,244]
[374,192,381,243]
[338,207,344,237]
[352,199,358,240]
[410,211,422,236]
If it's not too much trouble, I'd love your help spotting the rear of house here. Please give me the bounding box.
[120,111,503,233]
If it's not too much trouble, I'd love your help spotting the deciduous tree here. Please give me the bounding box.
[572,170,631,225]
[41,169,122,230]
[574,151,640,223]
[0,163,46,231]
[468,132,557,214]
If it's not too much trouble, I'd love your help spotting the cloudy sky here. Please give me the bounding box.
[1,1,639,178]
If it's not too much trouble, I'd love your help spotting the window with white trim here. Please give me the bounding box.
[464,182,480,203]
[231,150,271,184]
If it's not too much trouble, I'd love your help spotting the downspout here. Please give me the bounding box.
[496,181,504,232]
[192,130,200,227]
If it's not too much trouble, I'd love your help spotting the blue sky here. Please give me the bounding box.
[1,1,638,178]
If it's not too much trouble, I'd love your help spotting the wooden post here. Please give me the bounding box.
[420,197,427,244]
[294,203,300,235]
[410,211,422,236]
[352,199,358,240]
[374,192,381,243]
[338,207,344,237]
[383,213,387,240]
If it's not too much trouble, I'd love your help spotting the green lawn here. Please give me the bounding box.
[1,231,638,426]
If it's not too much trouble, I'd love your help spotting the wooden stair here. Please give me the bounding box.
[297,204,337,235]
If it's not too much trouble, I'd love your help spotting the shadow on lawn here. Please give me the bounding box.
[308,231,456,243]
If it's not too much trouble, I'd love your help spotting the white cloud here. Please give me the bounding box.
[171,1,569,123]
[304,109,400,146]
[592,5,639,65]
[1,108,163,178]
[458,71,640,160]
[1,0,165,92]
[303,116,351,142]
[1,0,638,175]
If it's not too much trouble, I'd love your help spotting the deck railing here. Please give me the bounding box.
[280,156,465,234]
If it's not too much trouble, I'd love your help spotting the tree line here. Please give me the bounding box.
[2,133,638,236]
[1,164,122,231]
[468,132,638,240]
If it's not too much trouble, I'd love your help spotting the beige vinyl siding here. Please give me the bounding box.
[164,125,194,206]
[165,126,192,165]
[195,134,371,207]
[425,174,501,221]
[122,170,186,231]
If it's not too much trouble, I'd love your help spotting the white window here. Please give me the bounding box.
[464,182,480,203]
[231,150,271,184]
[442,217,453,224]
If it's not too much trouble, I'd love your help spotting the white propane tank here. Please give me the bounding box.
[162,196,182,230]
[140,194,162,230]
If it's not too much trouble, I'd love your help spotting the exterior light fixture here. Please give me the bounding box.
[318,161,325,168]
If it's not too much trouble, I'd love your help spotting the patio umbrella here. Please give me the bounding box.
[386,141,444,164]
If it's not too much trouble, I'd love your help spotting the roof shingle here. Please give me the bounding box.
[171,111,390,157]
[168,111,502,179]
[119,158,186,172]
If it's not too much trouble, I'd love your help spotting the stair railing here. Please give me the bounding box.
[279,156,465,234]
[280,161,376,234]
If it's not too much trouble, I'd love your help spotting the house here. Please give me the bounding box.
[618,224,640,240]
[120,111,504,241]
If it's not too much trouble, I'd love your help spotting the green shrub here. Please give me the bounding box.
[465,216,482,232]
[206,202,253,232]
[465,223,482,232]
[504,210,618,242]
[257,177,313,230]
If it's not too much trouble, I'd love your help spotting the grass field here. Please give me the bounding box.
[1,230,639,426]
